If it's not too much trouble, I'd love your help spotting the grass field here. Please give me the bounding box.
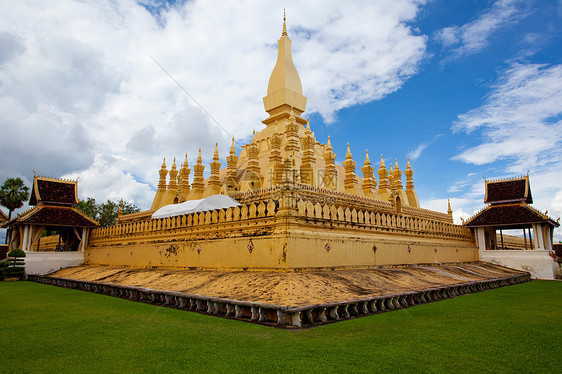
[1,280,560,373]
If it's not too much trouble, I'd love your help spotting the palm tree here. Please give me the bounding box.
[0,177,30,221]
[0,178,29,244]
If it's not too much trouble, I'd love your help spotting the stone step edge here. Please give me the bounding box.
[27,272,531,328]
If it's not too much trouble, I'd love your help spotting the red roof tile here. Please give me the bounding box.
[8,206,98,227]
[464,204,558,228]
[29,177,78,206]
[484,177,532,205]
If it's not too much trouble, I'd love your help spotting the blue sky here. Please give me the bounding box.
[1,0,561,240]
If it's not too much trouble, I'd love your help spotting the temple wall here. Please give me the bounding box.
[495,233,529,250]
[35,235,59,251]
[86,198,475,270]
[24,251,84,275]
[480,250,556,279]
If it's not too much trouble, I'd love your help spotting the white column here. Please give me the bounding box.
[81,228,87,252]
[532,224,545,250]
[476,228,486,254]
[543,226,552,252]
[532,224,538,250]
[27,225,33,251]
[21,225,29,251]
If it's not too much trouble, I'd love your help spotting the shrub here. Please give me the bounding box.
[3,248,25,280]
[7,248,26,258]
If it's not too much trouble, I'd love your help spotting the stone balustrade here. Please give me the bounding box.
[90,197,470,243]
[230,184,452,223]
[28,271,530,328]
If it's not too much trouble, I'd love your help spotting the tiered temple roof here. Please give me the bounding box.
[4,176,98,228]
[29,176,79,206]
[484,176,532,205]
[464,175,558,229]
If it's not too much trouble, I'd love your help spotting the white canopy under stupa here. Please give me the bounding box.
[151,195,241,219]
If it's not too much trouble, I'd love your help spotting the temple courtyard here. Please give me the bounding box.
[1,279,559,372]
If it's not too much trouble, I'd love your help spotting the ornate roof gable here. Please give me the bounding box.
[29,175,78,206]
[484,175,532,205]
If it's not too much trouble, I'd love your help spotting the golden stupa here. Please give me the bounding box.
[85,14,475,271]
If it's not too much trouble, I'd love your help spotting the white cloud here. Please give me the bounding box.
[450,62,562,240]
[435,0,528,59]
[407,133,442,160]
[0,0,428,210]
[408,142,429,160]
[452,63,562,169]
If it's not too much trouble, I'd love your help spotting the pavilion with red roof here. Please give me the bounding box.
[3,175,98,253]
[464,175,559,278]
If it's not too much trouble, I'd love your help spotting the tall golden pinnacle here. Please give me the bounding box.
[405,157,414,190]
[388,165,396,201]
[225,137,240,193]
[263,11,307,124]
[229,136,236,155]
[405,157,420,208]
[378,155,389,190]
[190,148,205,200]
[343,143,359,194]
[323,136,337,190]
[207,142,222,196]
[178,153,191,202]
[227,137,239,172]
[158,157,168,189]
[169,158,178,190]
[393,159,403,190]
[362,150,378,197]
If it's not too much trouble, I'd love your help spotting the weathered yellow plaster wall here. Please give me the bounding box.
[86,197,475,271]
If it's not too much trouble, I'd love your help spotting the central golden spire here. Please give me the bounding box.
[263,11,307,126]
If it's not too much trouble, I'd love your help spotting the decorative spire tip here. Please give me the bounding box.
[282,9,287,37]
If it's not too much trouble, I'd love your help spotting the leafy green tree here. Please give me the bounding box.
[75,197,98,219]
[122,200,141,215]
[75,198,141,227]
[0,177,30,220]
[97,200,119,227]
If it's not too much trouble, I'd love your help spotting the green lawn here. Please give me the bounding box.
[0,280,560,373]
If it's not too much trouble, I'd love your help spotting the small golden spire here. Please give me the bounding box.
[161,157,166,168]
[364,150,371,165]
[346,143,353,159]
[184,153,188,166]
[251,129,256,143]
[214,142,219,160]
[282,9,287,37]
[230,137,236,154]
[407,157,411,169]
[171,157,177,170]
[326,136,332,149]
[447,197,453,216]
[394,159,399,169]
[380,154,385,168]
[197,147,202,163]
